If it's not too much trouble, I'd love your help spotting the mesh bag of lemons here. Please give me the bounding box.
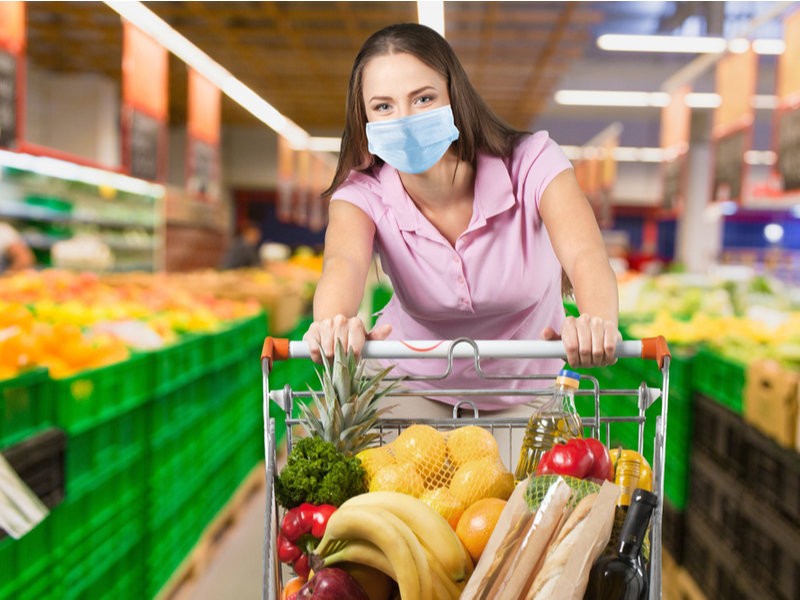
[356,424,515,529]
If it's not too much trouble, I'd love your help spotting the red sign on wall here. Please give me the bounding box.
[0,1,25,150]
[186,68,221,200]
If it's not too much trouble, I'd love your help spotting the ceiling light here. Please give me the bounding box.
[750,95,780,110]
[308,137,342,153]
[0,149,164,197]
[744,150,778,166]
[597,34,784,55]
[752,39,786,55]
[597,34,727,54]
[764,223,784,243]
[684,93,722,108]
[418,1,445,37]
[554,90,670,107]
[104,1,310,149]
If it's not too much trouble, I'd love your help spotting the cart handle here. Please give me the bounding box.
[262,336,670,369]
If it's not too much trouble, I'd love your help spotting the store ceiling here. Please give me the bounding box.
[24,1,602,136]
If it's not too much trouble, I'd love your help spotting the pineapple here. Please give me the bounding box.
[297,339,401,457]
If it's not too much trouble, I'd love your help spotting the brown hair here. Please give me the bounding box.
[323,23,526,198]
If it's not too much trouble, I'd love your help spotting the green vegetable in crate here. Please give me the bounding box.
[298,339,401,457]
[276,437,368,509]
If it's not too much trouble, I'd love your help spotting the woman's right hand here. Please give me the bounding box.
[303,315,393,363]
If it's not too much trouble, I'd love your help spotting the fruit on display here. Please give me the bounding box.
[356,447,396,488]
[446,426,499,469]
[296,567,370,600]
[455,498,507,563]
[369,463,425,497]
[393,425,447,482]
[449,457,515,508]
[297,340,401,457]
[281,578,305,600]
[335,563,394,600]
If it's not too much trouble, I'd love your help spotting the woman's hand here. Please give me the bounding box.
[303,315,393,363]
[541,314,621,368]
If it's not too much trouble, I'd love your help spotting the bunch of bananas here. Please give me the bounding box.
[311,492,474,600]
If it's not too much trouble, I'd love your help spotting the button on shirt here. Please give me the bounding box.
[332,131,573,410]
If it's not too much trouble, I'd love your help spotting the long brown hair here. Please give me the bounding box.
[323,23,526,198]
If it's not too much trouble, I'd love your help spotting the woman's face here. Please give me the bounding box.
[361,52,450,123]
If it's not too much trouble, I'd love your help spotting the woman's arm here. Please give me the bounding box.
[538,168,620,367]
[304,200,391,361]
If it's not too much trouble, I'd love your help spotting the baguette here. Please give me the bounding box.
[525,493,599,600]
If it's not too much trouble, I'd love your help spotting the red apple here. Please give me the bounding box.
[297,568,370,600]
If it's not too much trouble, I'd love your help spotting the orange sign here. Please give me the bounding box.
[0,2,25,54]
[122,22,168,120]
[188,69,221,145]
[661,85,691,154]
[713,49,758,137]
[777,10,800,104]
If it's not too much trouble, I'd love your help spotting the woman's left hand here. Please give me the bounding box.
[541,314,621,368]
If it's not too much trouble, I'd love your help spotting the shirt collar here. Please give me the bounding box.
[379,150,516,233]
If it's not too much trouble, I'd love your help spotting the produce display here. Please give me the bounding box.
[0,270,261,380]
[275,341,659,599]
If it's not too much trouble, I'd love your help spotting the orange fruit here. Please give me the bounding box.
[393,425,446,481]
[369,463,425,497]
[449,457,515,508]
[419,487,465,530]
[446,426,500,469]
[455,498,507,563]
[281,577,305,599]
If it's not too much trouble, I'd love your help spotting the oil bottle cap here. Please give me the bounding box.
[555,369,580,389]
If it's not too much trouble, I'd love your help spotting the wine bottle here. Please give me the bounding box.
[583,489,658,600]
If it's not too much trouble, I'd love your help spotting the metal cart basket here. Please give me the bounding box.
[260,336,671,600]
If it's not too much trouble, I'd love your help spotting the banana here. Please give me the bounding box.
[342,491,468,582]
[423,546,465,600]
[316,506,433,600]
[320,539,396,579]
[430,569,455,600]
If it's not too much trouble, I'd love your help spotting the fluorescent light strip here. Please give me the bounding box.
[560,146,666,163]
[0,149,165,198]
[104,1,316,150]
[597,34,785,55]
[744,150,777,166]
[555,90,778,110]
[418,1,445,37]
[308,137,343,153]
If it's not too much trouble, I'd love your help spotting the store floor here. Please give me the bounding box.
[175,452,287,600]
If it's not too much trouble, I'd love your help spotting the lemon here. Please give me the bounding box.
[446,426,500,469]
[369,463,425,497]
[450,457,515,508]
[419,487,465,530]
[356,447,396,487]
[393,425,446,482]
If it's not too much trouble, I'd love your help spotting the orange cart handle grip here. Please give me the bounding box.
[262,337,290,369]
[641,336,670,369]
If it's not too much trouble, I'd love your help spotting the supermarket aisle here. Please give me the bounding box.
[178,486,266,600]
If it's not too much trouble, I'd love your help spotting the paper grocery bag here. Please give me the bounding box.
[527,480,620,600]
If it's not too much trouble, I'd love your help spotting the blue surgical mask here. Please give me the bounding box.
[366,105,460,174]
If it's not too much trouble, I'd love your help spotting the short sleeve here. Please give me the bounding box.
[330,171,386,224]
[517,132,573,212]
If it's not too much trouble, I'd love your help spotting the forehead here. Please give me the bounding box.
[361,52,446,97]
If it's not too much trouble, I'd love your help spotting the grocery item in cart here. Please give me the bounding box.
[515,369,584,483]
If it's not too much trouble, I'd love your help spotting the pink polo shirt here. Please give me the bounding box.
[332,131,573,411]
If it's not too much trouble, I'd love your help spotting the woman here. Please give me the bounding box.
[304,23,620,418]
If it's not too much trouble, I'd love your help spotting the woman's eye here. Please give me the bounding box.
[416,96,434,105]
[374,103,391,112]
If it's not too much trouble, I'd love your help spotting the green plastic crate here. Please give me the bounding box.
[53,353,153,434]
[692,348,745,414]
[153,335,205,397]
[0,368,52,449]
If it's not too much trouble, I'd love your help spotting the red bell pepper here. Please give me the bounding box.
[535,438,613,482]
[278,503,337,580]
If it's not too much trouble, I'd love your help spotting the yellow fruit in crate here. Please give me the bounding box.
[449,457,514,508]
[419,487,465,530]
[456,498,507,563]
[393,425,446,481]
[369,463,425,497]
[356,447,396,487]
[446,426,500,469]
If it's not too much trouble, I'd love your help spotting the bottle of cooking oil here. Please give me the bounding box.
[514,369,583,483]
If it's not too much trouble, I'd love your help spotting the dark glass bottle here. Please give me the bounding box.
[583,489,658,600]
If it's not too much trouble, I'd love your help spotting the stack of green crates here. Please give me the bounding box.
[0,312,268,600]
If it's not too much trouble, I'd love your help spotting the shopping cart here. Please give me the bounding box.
[260,336,671,600]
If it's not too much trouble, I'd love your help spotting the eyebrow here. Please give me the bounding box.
[368,86,436,104]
